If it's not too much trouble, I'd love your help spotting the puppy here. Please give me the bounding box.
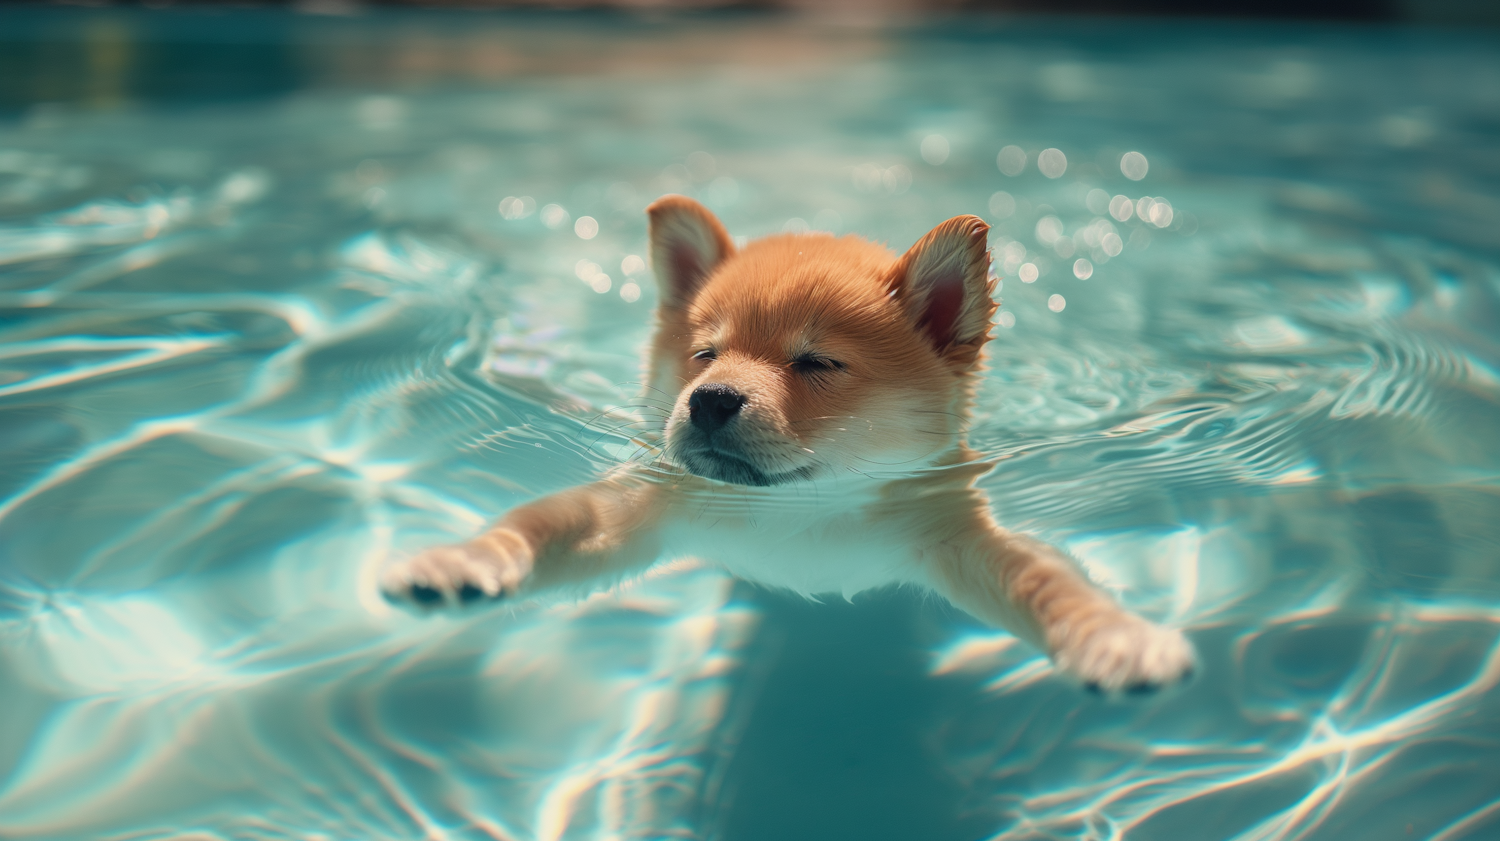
[381,195,1195,693]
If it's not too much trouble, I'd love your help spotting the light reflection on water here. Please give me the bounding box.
[1,10,1499,841]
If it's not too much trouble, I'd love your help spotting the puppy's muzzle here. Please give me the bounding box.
[688,383,745,432]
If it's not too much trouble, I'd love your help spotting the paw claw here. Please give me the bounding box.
[380,533,533,611]
[1054,614,1196,697]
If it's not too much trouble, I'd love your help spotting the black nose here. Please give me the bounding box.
[689,383,746,432]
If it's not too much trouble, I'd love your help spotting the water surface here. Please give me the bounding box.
[1,10,1499,841]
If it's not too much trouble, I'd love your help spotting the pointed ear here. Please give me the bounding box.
[887,215,996,354]
[647,195,735,308]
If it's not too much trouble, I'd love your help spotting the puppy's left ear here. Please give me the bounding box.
[888,215,997,357]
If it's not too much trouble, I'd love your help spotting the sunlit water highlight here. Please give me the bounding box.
[1,11,1498,841]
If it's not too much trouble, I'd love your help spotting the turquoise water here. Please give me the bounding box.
[2,10,1499,841]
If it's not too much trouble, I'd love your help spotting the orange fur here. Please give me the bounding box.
[382,195,1196,694]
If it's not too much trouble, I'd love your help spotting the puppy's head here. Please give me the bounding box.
[645,195,996,487]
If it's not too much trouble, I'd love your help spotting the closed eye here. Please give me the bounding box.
[692,348,717,362]
[790,354,846,375]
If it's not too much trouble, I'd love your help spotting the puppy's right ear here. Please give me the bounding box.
[647,195,735,307]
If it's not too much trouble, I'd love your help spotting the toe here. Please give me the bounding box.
[410,583,444,605]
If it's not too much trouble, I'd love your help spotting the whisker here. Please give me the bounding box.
[580,420,659,451]
[599,402,672,417]
[624,443,661,465]
[618,381,679,400]
[611,398,675,411]
[575,417,658,445]
[787,415,864,424]
[848,453,929,467]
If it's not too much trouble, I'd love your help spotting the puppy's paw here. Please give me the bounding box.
[1052,614,1195,695]
[380,530,534,609]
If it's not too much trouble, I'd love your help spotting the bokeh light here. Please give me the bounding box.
[1037,147,1067,178]
[989,190,1016,218]
[997,145,1027,176]
[540,203,570,229]
[1120,150,1150,180]
[920,134,950,165]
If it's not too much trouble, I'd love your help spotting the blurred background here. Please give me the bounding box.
[1,0,1497,117]
[13,0,1500,23]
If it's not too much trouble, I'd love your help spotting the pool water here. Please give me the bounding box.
[2,9,1499,841]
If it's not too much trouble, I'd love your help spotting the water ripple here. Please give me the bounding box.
[2,15,1499,841]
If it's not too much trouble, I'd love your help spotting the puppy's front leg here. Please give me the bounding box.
[930,518,1195,693]
[381,470,665,607]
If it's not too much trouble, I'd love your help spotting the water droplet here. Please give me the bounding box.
[621,254,646,275]
[499,195,535,220]
[1047,294,1066,312]
[1073,259,1093,279]
[1019,263,1039,283]
[920,134,950,165]
[620,282,641,302]
[1120,151,1149,181]
[1035,216,1064,245]
[1148,198,1173,228]
[1038,148,1067,179]
[574,216,599,239]
[882,165,912,194]
[988,191,1016,219]
[540,204,569,230]
[996,145,1027,176]
[997,311,1016,328]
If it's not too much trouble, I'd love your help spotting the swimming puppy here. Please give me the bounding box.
[381,195,1195,694]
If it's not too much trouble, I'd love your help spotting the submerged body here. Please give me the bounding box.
[382,196,1196,693]
[657,467,982,601]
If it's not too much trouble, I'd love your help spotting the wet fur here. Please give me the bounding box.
[382,195,1195,694]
